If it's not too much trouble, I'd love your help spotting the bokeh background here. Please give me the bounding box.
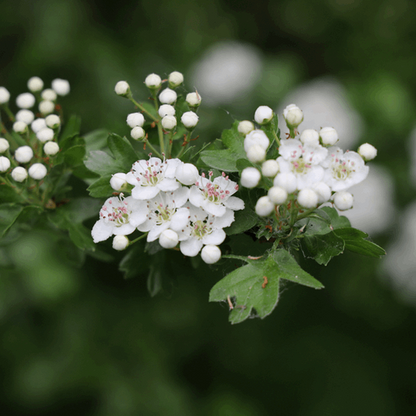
[1,0,416,414]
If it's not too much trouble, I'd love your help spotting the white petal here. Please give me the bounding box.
[148,223,170,242]
[113,224,136,235]
[189,186,205,207]
[132,186,160,200]
[180,238,203,257]
[224,196,244,211]
[213,209,235,229]
[202,229,226,245]
[91,220,113,243]
[157,178,180,192]
[205,201,226,217]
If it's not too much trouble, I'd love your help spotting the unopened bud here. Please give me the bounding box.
[51,79,70,96]
[334,191,353,210]
[145,73,162,89]
[241,167,261,188]
[13,121,28,134]
[15,146,33,163]
[16,110,34,125]
[126,112,145,128]
[244,129,269,153]
[158,104,175,117]
[41,89,57,101]
[254,106,273,125]
[0,87,10,104]
[261,160,279,178]
[283,104,303,128]
[112,235,129,251]
[28,163,47,180]
[36,127,54,143]
[43,141,60,156]
[268,186,288,204]
[11,166,28,182]
[131,126,145,140]
[110,173,127,191]
[238,120,254,135]
[159,88,177,105]
[273,172,297,194]
[175,163,199,185]
[320,127,338,146]
[358,143,377,161]
[297,188,318,208]
[27,76,44,92]
[312,182,331,204]
[16,93,35,109]
[115,81,130,96]
[159,229,179,249]
[168,71,184,88]
[0,156,10,172]
[161,115,177,131]
[31,118,47,133]
[186,92,201,108]
[246,144,266,163]
[300,129,320,146]
[255,196,275,217]
[0,138,9,153]
[181,111,199,129]
[45,114,60,129]
[39,100,55,115]
[201,245,221,264]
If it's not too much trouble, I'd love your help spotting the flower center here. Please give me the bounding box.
[331,158,356,181]
[291,158,311,175]
[101,202,130,227]
[153,204,175,225]
[191,220,212,239]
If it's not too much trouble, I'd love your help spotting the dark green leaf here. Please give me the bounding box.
[64,144,85,166]
[67,222,96,250]
[84,150,127,176]
[221,121,246,157]
[261,113,279,145]
[107,133,138,170]
[0,203,24,238]
[300,231,345,265]
[225,207,258,235]
[83,129,109,152]
[119,240,149,279]
[318,206,351,229]
[61,115,81,140]
[200,149,240,172]
[87,175,113,198]
[334,228,386,257]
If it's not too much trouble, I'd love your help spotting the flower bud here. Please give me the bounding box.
[0,138,9,153]
[283,104,303,128]
[0,156,10,172]
[110,172,127,191]
[158,104,175,117]
[255,196,275,217]
[11,166,27,182]
[186,92,201,108]
[312,182,331,204]
[175,163,199,185]
[238,120,254,135]
[31,118,47,133]
[159,229,179,249]
[39,100,55,115]
[300,129,320,146]
[244,129,270,153]
[168,71,184,88]
[181,111,199,129]
[126,112,145,128]
[319,127,338,146]
[334,191,353,210]
[51,78,70,96]
[16,93,35,109]
[246,144,266,163]
[41,88,57,101]
[43,141,60,156]
[115,81,130,96]
[145,73,162,89]
[0,87,10,104]
[37,127,54,142]
[273,172,297,194]
[241,167,261,188]
[27,76,44,92]
[297,188,318,208]
[29,163,47,180]
[13,121,28,134]
[161,115,177,131]
[254,106,273,125]
[45,114,60,129]
[358,143,377,161]
[112,235,129,251]
[16,110,34,125]
[201,245,221,264]
[15,146,33,163]
[131,126,145,140]
[261,160,279,178]
[268,186,288,204]
[159,88,177,105]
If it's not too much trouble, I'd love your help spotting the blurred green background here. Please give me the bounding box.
[1,0,416,414]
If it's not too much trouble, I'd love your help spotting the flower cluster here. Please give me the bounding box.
[239,104,377,217]
[92,157,244,264]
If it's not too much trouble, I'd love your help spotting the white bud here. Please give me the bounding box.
[273,172,297,193]
[0,138,9,153]
[320,127,338,146]
[0,87,10,104]
[159,230,179,249]
[131,126,145,140]
[39,100,55,115]
[27,76,44,92]
[145,73,162,89]
[15,146,33,163]
[297,188,318,208]
[358,143,377,161]
[45,114,60,129]
[283,104,303,128]
[201,245,221,264]
[312,182,331,204]
[115,81,130,96]
[186,92,202,107]
[254,105,273,125]
[261,160,279,178]
[241,167,261,188]
[0,156,10,172]
[13,121,28,134]
[41,88,57,101]
[246,144,266,163]
[159,88,177,105]
[126,112,145,128]
[112,235,129,251]
[11,166,28,182]
[16,109,34,125]
[175,163,199,185]
[255,196,275,217]
[43,141,59,156]
[110,172,127,191]
[181,111,199,129]
[268,186,288,204]
[31,118,47,133]
[16,93,35,109]
[334,191,354,210]
[158,104,175,117]
[161,115,177,131]
[51,78,70,96]
[168,71,184,88]
[238,120,254,135]
[29,163,47,180]
[37,127,54,143]
[244,129,270,153]
[300,129,320,146]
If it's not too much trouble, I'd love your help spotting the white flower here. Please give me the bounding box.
[0,156,10,172]
[168,71,184,88]
[297,189,318,208]
[28,163,47,180]
[181,111,199,129]
[37,127,54,143]
[238,120,254,135]
[159,88,177,105]
[311,181,331,204]
[246,144,266,163]
[189,172,244,217]
[0,87,10,104]
[244,129,269,153]
[115,81,130,96]
[255,196,275,217]
[268,186,288,204]
[159,229,179,249]
[0,138,9,153]
[161,115,177,130]
[127,157,182,200]
[11,166,27,182]
[273,172,297,193]
[358,143,377,161]
[201,245,221,264]
[92,196,148,243]
[333,191,353,210]
[131,126,145,140]
[241,167,261,188]
[261,160,279,178]
[16,93,35,109]
[31,118,47,133]
[175,163,199,186]
[39,100,55,115]
[112,235,129,251]
[41,89,57,101]
[320,127,338,146]
[254,105,273,125]
[158,104,175,117]
[283,104,303,127]
[45,114,60,128]
[186,92,202,107]
[43,141,59,156]
[13,121,27,134]
[145,73,162,89]
[15,146,33,163]
[110,172,127,191]
[127,112,145,128]
[52,78,70,96]
[27,77,44,92]
[16,110,34,125]
[300,129,320,146]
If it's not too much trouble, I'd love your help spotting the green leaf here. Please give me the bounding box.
[0,185,25,203]
[261,113,279,145]
[107,133,139,170]
[64,144,86,166]
[61,115,81,140]
[300,231,345,265]
[225,207,258,235]
[200,149,240,172]
[221,121,246,157]
[83,129,109,152]
[84,150,127,176]
[87,175,113,198]
[318,206,351,229]
[119,240,149,279]
[0,203,24,238]
[334,228,386,258]
[67,223,96,250]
